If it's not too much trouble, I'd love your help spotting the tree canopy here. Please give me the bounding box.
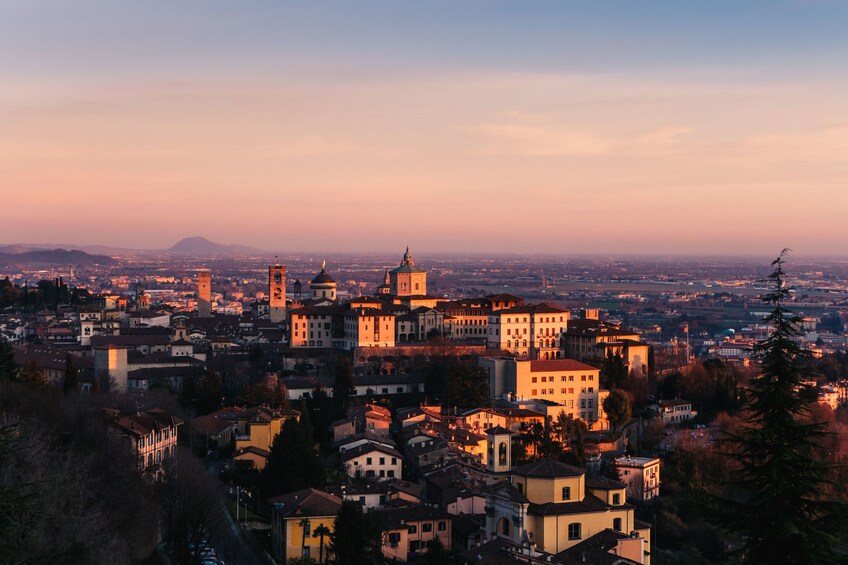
[603,389,632,436]
[328,500,376,565]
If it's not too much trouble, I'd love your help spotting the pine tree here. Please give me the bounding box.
[719,251,846,564]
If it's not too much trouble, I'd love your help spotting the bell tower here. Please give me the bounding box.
[486,425,513,475]
[269,260,287,323]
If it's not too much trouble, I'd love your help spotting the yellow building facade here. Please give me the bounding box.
[483,458,651,561]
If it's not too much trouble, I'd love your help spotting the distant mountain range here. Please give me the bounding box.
[166,236,266,256]
[0,237,269,260]
[0,248,118,268]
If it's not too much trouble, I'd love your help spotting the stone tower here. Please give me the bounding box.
[197,269,212,318]
[269,261,287,323]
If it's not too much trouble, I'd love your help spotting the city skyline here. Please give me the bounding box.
[4,1,848,255]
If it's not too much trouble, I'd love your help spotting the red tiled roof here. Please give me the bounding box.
[529,359,599,372]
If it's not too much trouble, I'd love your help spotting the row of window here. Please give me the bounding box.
[499,316,566,324]
[532,374,594,383]
[530,388,594,397]
[139,428,171,448]
[408,521,447,534]
[364,456,398,465]
[139,445,172,468]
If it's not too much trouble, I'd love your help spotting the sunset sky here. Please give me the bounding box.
[2,1,848,255]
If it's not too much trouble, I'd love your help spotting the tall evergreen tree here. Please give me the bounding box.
[62,354,79,394]
[261,413,325,499]
[328,500,376,565]
[603,389,632,437]
[196,368,223,414]
[601,350,628,390]
[718,251,846,564]
[0,339,17,383]
[331,356,355,416]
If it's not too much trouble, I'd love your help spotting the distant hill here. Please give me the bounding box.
[167,236,265,256]
[0,243,139,255]
[0,248,117,268]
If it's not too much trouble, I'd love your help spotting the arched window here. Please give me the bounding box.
[498,441,507,466]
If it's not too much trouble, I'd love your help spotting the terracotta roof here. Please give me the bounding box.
[112,409,183,437]
[528,359,599,372]
[482,480,528,504]
[370,505,450,532]
[269,488,342,519]
[497,302,567,315]
[234,446,270,458]
[512,459,585,478]
[339,442,403,462]
[585,476,627,490]
[529,493,621,516]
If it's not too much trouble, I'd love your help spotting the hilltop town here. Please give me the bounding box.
[1,247,847,564]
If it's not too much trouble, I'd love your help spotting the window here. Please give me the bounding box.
[379,457,385,465]
[139,437,145,448]
[531,389,537,396]
[438,521,446,531]
[388,532,401,547]
[612,493,621,505]
[303,521,311,535]
[568,522,582,540]
[366,457,372,465]
[532,377,537,383]
[613,518,622,531]
[561,486,571,500]
[423,522,432,533]
[387,470,395,478]
[391,457,397,464]
[408,524,418,534]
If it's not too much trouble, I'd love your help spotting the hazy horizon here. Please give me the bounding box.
[4,236,847,262]
[4,1,848,255]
